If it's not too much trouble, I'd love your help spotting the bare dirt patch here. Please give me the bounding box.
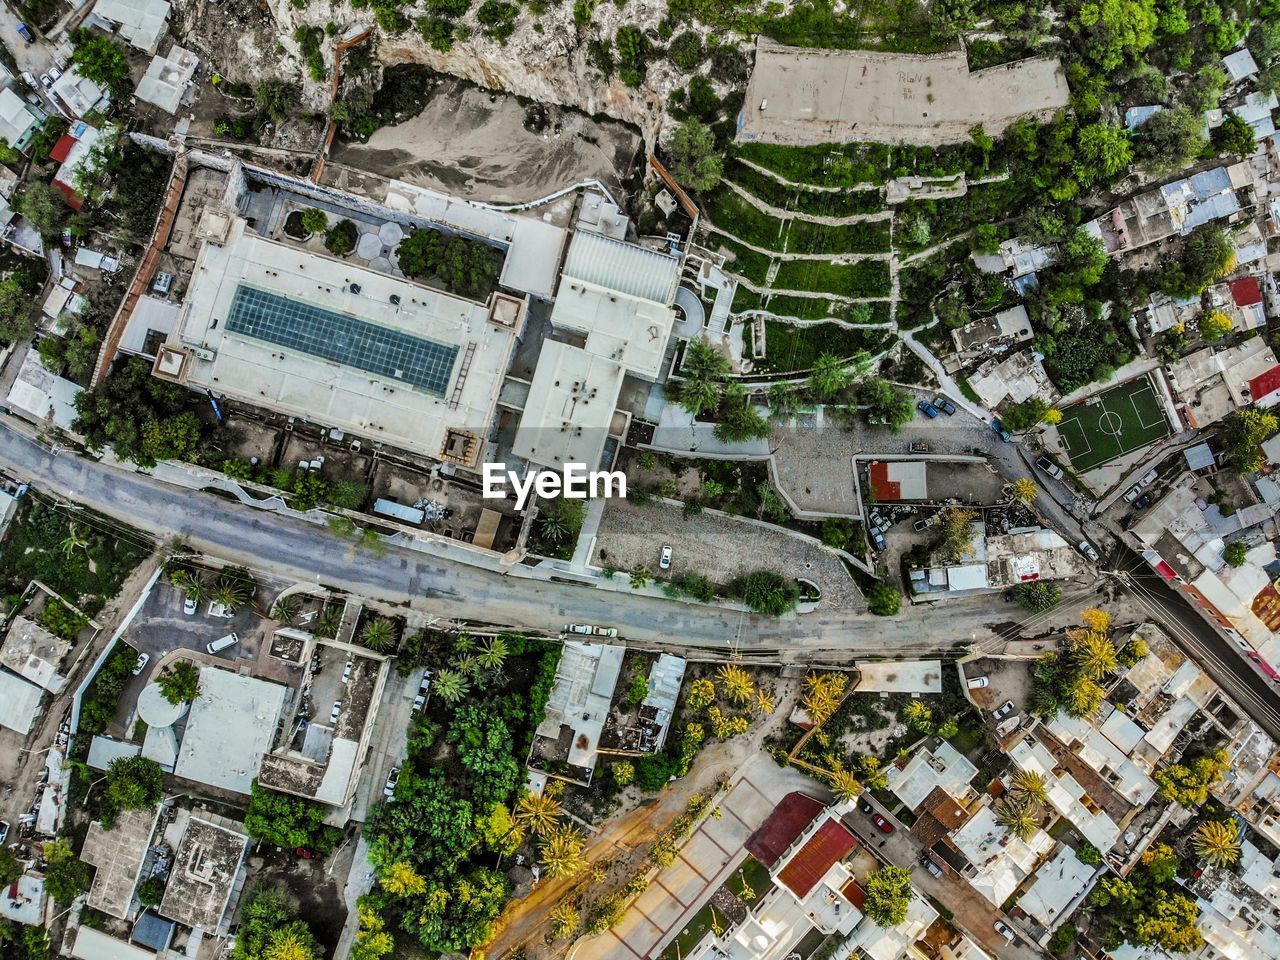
[330,79,641,203]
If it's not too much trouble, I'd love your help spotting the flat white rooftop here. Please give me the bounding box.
[164,219,518,464]
[514,339,624,469]
[548,277,674,381]
[173,665,287,795]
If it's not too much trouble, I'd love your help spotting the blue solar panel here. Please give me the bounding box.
[224,285,459,396]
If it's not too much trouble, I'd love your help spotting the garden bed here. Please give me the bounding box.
[772,259,891,298]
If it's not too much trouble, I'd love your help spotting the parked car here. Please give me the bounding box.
[913,517,929,532]
[1078,540,1100,563]
[48,66,61,81]
[418,672,432,696]
[1035,456,1064,480]
[341,660,353,684]
[295,848,324,860]
[967,675,989,689]
[412,693,426,712]
[916,400,940,419]
[131,652,150,676]
[922,856,943,878]
[870,529,887,552]
[0,821,8,844]
[16,23,35,43]
[565,624,593,635]
[991,419,1013,442]
[206,632,238,654]
[1138,468,1159,487]
[872,815,894,834]
[933,395,956,416]
[1124,485,1142,502]
[995,921,1017,943]
[992,699,1016,720]
[858,797,874,815]
[659,544,672,570]
[38,74,51,89]
[182,596,197,616]
[383,768,399,799]
[592,626,618,638]
[329,700,342,722]
[1133,493,1154,510]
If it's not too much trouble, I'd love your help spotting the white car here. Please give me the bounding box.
[992,699,1016,720]
[1123,486,1142,503]
[183,596,197,616]
[341,660,353,684]
[131,652,150,676]
[329,701,342,723]
[966,675,989,689]
[565,623,593,636]
[412,693,426,712]
[593,626,618,637]
[995,921,1017,943]
[383,768,399,799]
[1138,468,1159,488]
[659,545,672,570]
[1078,540,1100,563]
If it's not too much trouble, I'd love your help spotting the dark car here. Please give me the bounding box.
[872,815,895,834]
[992,699,1016,720]
[917,400,940,419]
[1133,492,1154,510]
[16,23,34,43]
[991,419,1013,442]
[858,797,874,814]
[933,395,956,415]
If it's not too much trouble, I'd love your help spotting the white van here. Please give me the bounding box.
[207,632,239,654]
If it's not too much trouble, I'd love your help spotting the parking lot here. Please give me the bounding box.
[961,656,1036,714]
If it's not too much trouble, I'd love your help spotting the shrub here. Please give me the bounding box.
[866,582,901,616]
[324,219,359,255]
[300,208,329,234]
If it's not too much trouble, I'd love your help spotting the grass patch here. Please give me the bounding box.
[755,320,891,372]
[773,259,891,298]
[728,158,884,217]
[706,233,772,284]
[732,136,996,188]
[761,296,891,324]
[705,191,890,254]
[731,285,764,313]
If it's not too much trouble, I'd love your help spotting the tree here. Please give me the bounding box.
[1154,749,1230,807]
[666,119,722,192]
[1158,227,1236,299]
[630,566,652,589]
[1068,627,1117,679]
[104,756,164,815]
[549,899,581,939]
[686,677,716,712]
[324,219,358,256]
[1224,541,1248,567]
[1010,769,1049,805]
[864,865,912,926]
[73,358,206,468]
[393,228,502,301]
[360,616,396,652]
[612,760,635,786]
[735,569,800,616]
[1212,113,1257,157]
[1223,408,1278,474]
[515,791,562,835]
[1192,820,1241,867]
[14,181,70,237]
[1012,478,1038,503]
[827,768,863,801]
[272,595,301,625]
[433,667,469,703]
[866,582,901,616]
[1134,107,1207,173]
[212,574,251,612]
[538,496,586,545]
[1197,311,1233,342]
[245,782,341,851]
[1002,397,1051,433]
[995,797,1039,841]
[70,30,130,93]
[42,839,91,904]
[1073,0,1157,71]
[801,672,848,725]
[1063,674,1105,717]
[938,506,979,563]
[300,208,328,234]
[157,661,201,704]
[713,382,770,443]
[477,635,508,672]
[717,664,754,704]
[407,867,510,953]
[0,845,21,887]
[231,886,319,960]
[539,824,587,878]
[136,876,166,906]
[380,860,427,897]
[1074,123,1133,186]
[902,699,933,733]
[857,380,915,431]
[809,351,862,400]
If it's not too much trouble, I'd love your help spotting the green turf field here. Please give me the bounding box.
[1055,376,1171,472]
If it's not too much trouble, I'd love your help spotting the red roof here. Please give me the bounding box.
[1155,560,1178,581]
[1249,365,1280,404]
[1230,277,1263,307]
[841,878,866,906]
[50,178,82,211]
[49,133,76,164]
[868,461,900,500]
[776,817,858,899]
[746,792,825,868]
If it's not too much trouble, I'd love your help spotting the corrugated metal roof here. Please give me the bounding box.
[777,817,858,898]
[562,230,679,305]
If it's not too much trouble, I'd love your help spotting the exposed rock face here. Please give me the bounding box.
[171,0,699,147]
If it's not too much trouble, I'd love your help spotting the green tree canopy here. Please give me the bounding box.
[1073,0,1158,70]
[245,782,342,851]
[157,660,201,704]
[73,357,206,468]
[864,865,913,926]
[231,886,319,960]
[70,30,131,94]
[1223,408,1279,474]
[667,119,723,192]
[1134,107,1209,173]
[104,756,164,816]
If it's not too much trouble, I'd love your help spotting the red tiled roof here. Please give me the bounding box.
[776,817,858,899]
[51,178,82,211]
[1155,560,1178,581]
[745,792,825,868]
[1249,365,1280,404]
[868,461,899,500]
[1230,277,1263,307]
[49,133,76,164]
[841,878,866,907]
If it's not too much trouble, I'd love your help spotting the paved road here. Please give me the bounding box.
[0,421,1055,658]
[0,4,65,116]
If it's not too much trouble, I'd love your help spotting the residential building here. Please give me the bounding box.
[968,350,1055,408]
[50,67,110,118]
[5,348,81,430]
[80,807,160,919]
[0,87,44,153]
[171,665,288,794]
[136,43,197,114]
[92,0,171,53]
[0,615,72,693]
[1086,165,1246,254]
[951,304,1034,354]
[0,666,44,734]
[1165,335,1280,428]
[50,123,104,211]
[530,641,625,783]
[157,811,249,934]
[0,874,46,927]
[599,653,687,755]
[909,525,1088,596]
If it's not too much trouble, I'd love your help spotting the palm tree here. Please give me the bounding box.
[453,653,480,679]
[315,605,341,639]
[477,635,508,673]
[1070,629,1117,679]
[453,632,477,655]
[183,573,210,607]
[60,522,89,558]
[272,595,301,626]
[827,768,863,802]
[212,573,251,611]
[1009,770,1049,805]
[995,798,1039,841]
[902,699,933,733]
[549,898,581,939]
[717,664,755,705]
[539,824,587,879]
[755,689,775,715]
[515,791,563,836]
[802,672,847,725]
[1192,820,1241,867]
[433,668,469,704]
[360,616,396,652]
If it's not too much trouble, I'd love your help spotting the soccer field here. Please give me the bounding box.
[1055,376,1171,472]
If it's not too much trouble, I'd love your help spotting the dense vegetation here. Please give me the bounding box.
[395,227,504,301]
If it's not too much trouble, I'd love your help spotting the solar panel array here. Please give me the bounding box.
[225,285,459,396]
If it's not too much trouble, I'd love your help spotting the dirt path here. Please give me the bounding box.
[484,678,802,959]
